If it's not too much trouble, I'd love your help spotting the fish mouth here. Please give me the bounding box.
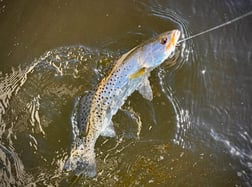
[166,29,181,50]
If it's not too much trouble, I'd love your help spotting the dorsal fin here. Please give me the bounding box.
[111,47,137,70]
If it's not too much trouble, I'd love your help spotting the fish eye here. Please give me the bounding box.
[160,37,167,45]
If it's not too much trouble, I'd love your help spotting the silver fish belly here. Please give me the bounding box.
[64,29,181,177]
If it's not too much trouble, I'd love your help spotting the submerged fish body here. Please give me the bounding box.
[64,30,181,177]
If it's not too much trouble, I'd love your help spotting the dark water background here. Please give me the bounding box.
[0,0,251,186]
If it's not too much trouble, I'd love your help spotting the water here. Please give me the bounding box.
[0,0,251,186]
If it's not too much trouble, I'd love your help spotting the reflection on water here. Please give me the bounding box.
[0,0,251,186]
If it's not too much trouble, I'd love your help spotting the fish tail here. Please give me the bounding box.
[64,138,96,177]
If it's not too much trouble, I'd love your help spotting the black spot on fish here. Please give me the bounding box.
[77,91,94,131]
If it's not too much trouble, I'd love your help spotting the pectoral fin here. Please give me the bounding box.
[129,67,146,79]
[101,121,116,137]
[137,77,153,101]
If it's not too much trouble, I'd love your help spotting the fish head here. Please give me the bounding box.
[139,29,181,68]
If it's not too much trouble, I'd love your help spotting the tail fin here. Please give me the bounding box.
[64,138,96,177]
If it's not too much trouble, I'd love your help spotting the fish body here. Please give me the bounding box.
[64,30,181,177]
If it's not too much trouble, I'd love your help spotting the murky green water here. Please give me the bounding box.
[0,0,251,186]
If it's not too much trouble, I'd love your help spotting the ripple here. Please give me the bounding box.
[158,69,192,149]
[138,0,196,150]
[143,0,196,68]
[210,128,252,185]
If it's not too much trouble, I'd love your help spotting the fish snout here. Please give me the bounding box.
[174,29,181,43]
[166,29,181,50]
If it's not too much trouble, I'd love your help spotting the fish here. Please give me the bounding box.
[64,29,181,177]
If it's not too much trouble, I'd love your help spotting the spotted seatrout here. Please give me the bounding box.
[64,30,181,177]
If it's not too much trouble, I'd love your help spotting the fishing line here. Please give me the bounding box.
[178,10,252,44]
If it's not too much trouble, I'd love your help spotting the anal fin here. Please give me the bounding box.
[101,121,116,137]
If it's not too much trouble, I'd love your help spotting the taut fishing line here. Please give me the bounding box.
[178,10,252,44]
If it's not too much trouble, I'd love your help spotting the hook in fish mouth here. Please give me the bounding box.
[166,29,181,50]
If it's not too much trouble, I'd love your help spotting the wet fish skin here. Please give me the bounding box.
[64,29,181,177]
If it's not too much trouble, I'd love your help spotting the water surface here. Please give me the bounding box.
[0,0,251,186]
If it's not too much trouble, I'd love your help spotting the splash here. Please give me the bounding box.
[0,45,116,185]
[0,51,52,185]
[26,95,45,136]
[0,144,28,186]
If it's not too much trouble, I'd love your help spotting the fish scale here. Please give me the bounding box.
[77,91,94,133]
[64,29,181,177]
